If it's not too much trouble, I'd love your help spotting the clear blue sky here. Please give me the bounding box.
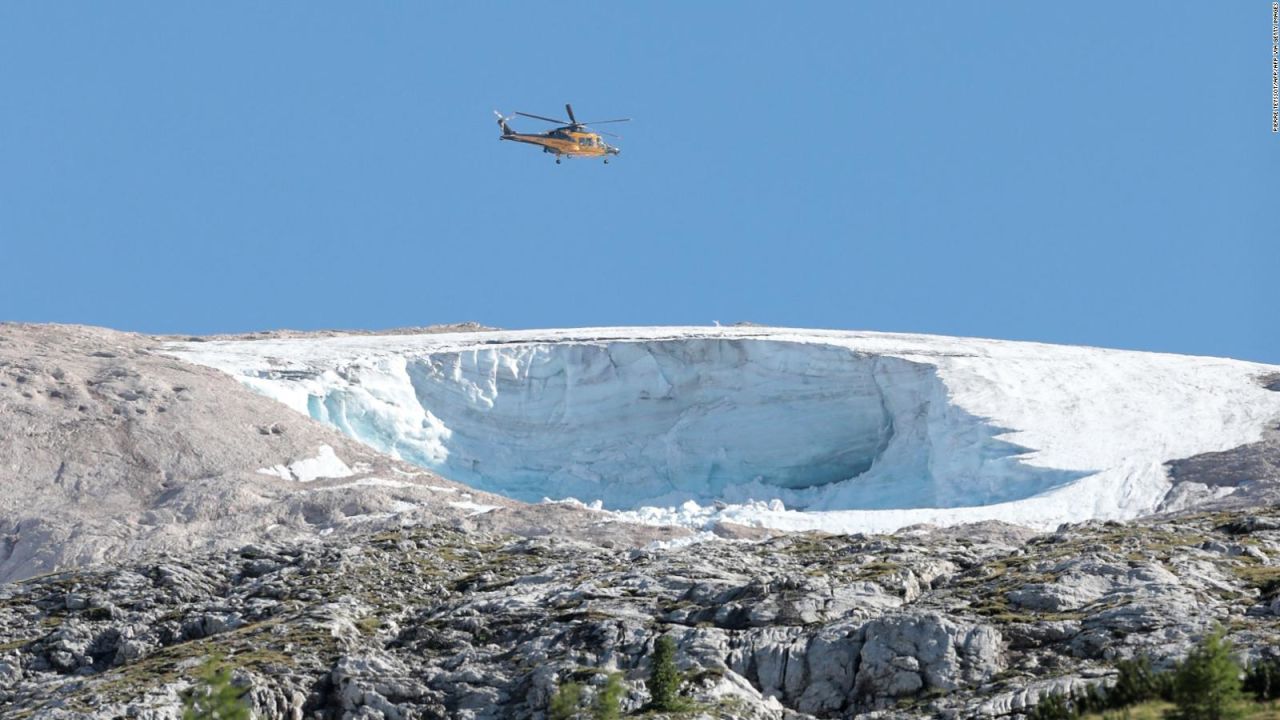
[1,3,1275,362]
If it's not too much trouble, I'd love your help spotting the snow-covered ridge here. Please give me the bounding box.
[167,327,1280,532]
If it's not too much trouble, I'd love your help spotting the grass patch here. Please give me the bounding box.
[854,561,902,579]
[0,637,33,652]
[1079,700,1174,719]
[1081,700,1280,719]
[1234,566,1280,597]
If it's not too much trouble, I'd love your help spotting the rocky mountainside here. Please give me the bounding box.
[3,507,1280,719]
[3,322,1280,719]
[0,324,703,585]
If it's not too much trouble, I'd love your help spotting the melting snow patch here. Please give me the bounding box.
[449,500,500,516]
[543,497,605,511]
[618,499,783,530]
[343,512,396,523]
[643,532,720,552]
[257,465,291,481]
[257,445,354,483]
[311,477,415,492]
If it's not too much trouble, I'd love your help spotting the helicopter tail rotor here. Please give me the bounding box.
[493,111,515,137]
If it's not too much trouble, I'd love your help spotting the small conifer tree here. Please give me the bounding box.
[1169,629,1246,720]
[1025,691,1075,720]
[592,672,625,720]
[1110,656,1171,706]
[182,659,249,720]
[647,635,683,711]
[548,681,583,720]
[1244,656,1280,701]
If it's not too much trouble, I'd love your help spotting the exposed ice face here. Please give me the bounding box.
[168,327,1280,532]
[298,339,1079,510]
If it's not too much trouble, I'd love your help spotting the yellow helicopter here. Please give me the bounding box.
[494,104,629,164]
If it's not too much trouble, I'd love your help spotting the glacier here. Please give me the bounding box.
[168,327,1280,532]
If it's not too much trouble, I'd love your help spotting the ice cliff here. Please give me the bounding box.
[169,327,1280,532]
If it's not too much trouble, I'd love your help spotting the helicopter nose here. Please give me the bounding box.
[611,147,621,155]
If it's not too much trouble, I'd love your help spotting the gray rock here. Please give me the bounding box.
[1008,573,1113,612]
[856,612,1003,702]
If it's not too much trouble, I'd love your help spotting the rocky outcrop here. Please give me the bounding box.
[1161,374,1280,513]
[2,509,1280,718]
[855,613,1002,702]
[1163,426,1280,513]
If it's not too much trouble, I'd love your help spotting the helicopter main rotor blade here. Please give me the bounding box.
[578,118,631,125]
[514,111,571,125]
[592,129,622,139]
[565,103,577,125]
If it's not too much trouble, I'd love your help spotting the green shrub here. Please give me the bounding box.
[1074,682,1109,714]
[1110,656,1172,706]
[647,635,685,711]
[1027,691,1077,720]
[592,672,625,720]
[1025,646,1245,720]
[549,681,583,720]
[182,659,249,720]
[1026,669,1158,720]
[1243,656,1280,701]
[1168,629,1246,720]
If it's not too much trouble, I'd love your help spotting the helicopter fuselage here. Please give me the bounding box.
[501,129,619,159]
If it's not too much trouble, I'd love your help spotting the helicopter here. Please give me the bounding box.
[494,104,629,164]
